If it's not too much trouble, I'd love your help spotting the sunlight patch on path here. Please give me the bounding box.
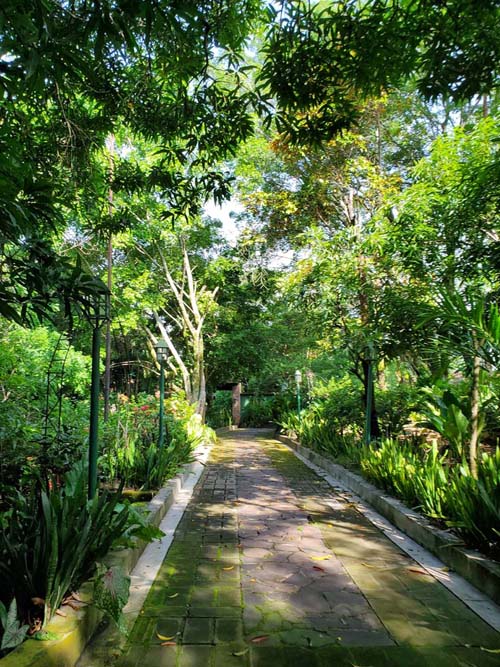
[286,441,500,633]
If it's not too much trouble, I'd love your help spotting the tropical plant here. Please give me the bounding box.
[0,600,29,654]
[280,407,356,459]
[419,387,471,458]
[93,565,131,634]
[0,460,148,635]
[446,450,500,554]
[206,391,233,429]
[240,396,276,427]
[99,392,214,490]
[360,439,499,555]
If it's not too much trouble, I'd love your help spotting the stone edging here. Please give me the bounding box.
[278,434,500,606]
[0,445,210,667]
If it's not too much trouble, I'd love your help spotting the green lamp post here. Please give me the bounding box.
[88,292,108,500]
[295,369,302,422]
[155,339,169,452]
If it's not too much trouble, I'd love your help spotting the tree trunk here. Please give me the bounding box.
[190,330,206,417]
[150,316,193,402]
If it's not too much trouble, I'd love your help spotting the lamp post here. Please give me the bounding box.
[88,292,108,500]
[295,369,302,422]
[154,339,169,452]
[364,343,375,446]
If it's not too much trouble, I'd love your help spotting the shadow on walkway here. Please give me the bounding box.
[81,428,500,667]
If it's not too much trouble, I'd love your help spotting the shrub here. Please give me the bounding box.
[0,325,91,493]
[206,391,232,429]
[99,392,215,490]
[446,449,500,554]
[280,406,358,459]
[376,383,422,437]
[0,460,151,647]
[240,396,275,427]
[360,438,499,556]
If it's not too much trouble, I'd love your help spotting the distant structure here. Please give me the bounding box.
[217,382,242,427]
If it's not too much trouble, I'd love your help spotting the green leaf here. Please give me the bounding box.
[0,601,7,629]
[93,565,130,632]
[0,599,29,650]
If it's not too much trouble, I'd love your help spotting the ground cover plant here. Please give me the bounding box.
[279,375,500,559]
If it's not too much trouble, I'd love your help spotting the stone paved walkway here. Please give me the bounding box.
[108,429,500,666]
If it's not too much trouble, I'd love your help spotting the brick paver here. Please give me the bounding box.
[101,429,500,666]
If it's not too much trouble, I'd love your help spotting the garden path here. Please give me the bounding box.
[88,429,500,667]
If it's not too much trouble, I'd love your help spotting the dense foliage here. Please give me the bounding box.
[1,0,499,654]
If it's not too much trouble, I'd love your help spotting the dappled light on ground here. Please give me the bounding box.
[86,429,500,666]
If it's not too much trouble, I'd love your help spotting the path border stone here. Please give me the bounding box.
[278,434,500,606]
[0,442,212,667]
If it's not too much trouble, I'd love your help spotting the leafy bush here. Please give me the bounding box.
[0,460,150,646]
[240,396,276,427]
[99,392,214,490]
[376,383,422,437]
[360,440,449,517]
[0,324,92,495]
[418,385,472,457]
[360,439,499,556]
[311,375,365,436]
[206,391,232,429]
[280,407,357,459]
[446,450,500,552]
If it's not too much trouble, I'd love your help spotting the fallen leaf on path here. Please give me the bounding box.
[250,635,269,643]
[313,565,325,572]
[232,649,249,656]
[311,555,331,561]
[361,562,377,568]
[157,633,176,641]
[407,568,428,575]
[160,641,177,646]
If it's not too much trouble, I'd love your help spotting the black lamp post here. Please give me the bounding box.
[364,343,376,446]
[154,339,169,451]
[295,369,302,422]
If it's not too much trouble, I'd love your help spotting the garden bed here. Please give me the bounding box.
[278,435,500,605]
[0,446,210,667]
